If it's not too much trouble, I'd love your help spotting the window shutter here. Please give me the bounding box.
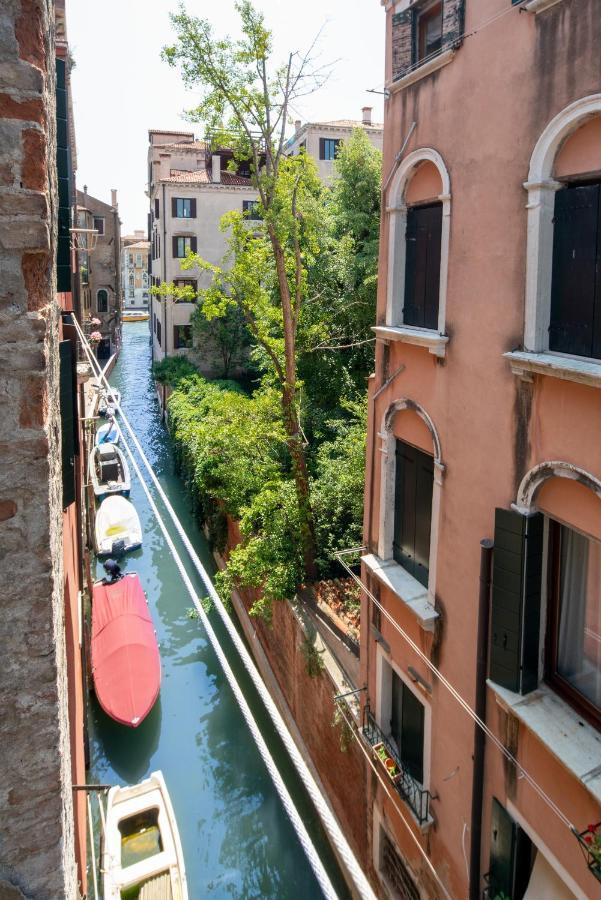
[404,203,442,330]
[489,799,534,899]
[59,340,76,508]
[319,138,326,160]
[172,197,177,217]
[154,198,160,219]
[400,681,425,784]
[490,508,543,694]
[549,184,600,359]
[172,236,178,258]
[190,236,197,253]
[414,451,434,583]
[393,441,433,587]
[190,198,197,218]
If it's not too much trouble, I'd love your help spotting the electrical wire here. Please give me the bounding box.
[75,318,377,900]
[334,548,575,833]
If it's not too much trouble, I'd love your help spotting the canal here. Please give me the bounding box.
[87,321,350,899]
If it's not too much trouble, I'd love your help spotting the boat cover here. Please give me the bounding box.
[91,574,160,727]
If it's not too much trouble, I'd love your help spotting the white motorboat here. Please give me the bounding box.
[95,496,142,556]
[102,771,188,900]
[98,386,121,417]
[89,443,131,499]
[96,419,121,446]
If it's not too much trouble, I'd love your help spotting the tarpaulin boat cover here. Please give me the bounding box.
[91,574,161,727]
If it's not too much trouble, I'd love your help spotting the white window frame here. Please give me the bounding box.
[378,147,451,357]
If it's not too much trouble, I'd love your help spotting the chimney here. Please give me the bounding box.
[362,106,372,126]
[294,119,301,133]
[159,153,171,180]
[111,189,118,209]
[211,154,221,183]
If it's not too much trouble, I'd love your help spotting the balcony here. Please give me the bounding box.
[361,704,432,826]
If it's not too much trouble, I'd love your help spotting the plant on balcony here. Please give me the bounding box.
[575,823,601,883]
[373,742,402,785]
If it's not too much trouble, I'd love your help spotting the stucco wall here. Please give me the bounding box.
[0,0,78,896]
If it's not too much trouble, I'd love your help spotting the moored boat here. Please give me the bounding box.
[96,418,121,446]
[91,573,161,727]
[122,310,150,322]
[98,386,121,417]
[102,771,188,899]
[95,496,142,556]
[89,443,130,498]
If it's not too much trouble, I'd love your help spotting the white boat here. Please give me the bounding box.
[96,419,121,446]
[98,386,121,417]
[95,496,142,556]
[102,771,188,900]
[89,443,131,499]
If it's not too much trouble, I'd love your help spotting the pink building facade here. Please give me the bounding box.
[360,1,601,897]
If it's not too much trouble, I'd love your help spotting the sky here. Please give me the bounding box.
[67,0,386,235]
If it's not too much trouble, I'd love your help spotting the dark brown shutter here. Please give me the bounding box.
[190,236,197,253]
[404,203,442,330]
[549,184,601,358]
[490,508,543,694]
[190,198,197,218]
[319,138,326,160]
[55,59,71,292]
[172,197,177,217]
[393,441,433,588]
[400,681,424,784]
[172,236,178,258]
[489,799,534,899]
[59,340,76,508]
[154,198,160,219]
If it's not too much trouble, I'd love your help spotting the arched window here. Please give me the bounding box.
[379,148,451,357]
[97,289,108,313]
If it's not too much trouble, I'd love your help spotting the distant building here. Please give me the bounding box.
[121,230,150,310]
[285,107,383,181]
[148,130,259,369]
[76,187,122,360]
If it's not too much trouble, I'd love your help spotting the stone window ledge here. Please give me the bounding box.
[373,325,449,358]
[488,680,601,804]
[389,49,455,94]
[362,553,438,631]
[524,0,564,12]
[504,350,601,389]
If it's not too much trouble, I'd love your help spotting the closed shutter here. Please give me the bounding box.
[59,340,76,508]
[55,58,71,293]
[490,508,543,694]
[489,799,534,899]
[190,198,197,218]
[172,197,177,217]
[172,236,179,258]
[400,682,424,784]
[404,203,442,329]
[393,441,433,587]
[190,236,197,253]
[550,184,601,359]
[155,198,160,219]
[319,137,326,160]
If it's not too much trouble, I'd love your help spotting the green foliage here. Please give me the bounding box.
[301,635,325,677]
[153,356,198,386]
[332,702,354,753]
[190,298,251,379]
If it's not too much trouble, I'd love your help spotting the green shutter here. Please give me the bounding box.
[490,508,543,694]
[59,340,76,508]
[55,58,71,293]
[489,798,534,898]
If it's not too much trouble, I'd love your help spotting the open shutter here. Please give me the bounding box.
[319,137,326,160]
[393,440,417,573]
[172,236,178,258]
[190,198,197,218]
[400,681,424,784]
[190,236,197,253]
[490,508,543,694]
[489,799,534,899]
[414,450,434,586]
[172,197,177,217]
[154,198,160,219]
[550,184,600,358]
[59,340,76,508]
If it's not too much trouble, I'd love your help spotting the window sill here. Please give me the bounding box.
[389,48,455,94]
[362,553,438,631]
[373,325,448,358]
[524,0,564,12]
[488,680,601,804]
[504,350,601,389]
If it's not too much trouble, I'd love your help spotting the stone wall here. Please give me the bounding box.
[0,1,77,896]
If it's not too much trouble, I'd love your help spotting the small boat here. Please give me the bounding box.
[91,573,161,728]
[96,419,121,446]
[98,387,121,417]
[102,771,188,899]
[95,496,142,556]
[122,311,150,322]
[89,443,131,499]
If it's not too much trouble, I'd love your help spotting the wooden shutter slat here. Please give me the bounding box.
[404,203,442,330]
[172,197,177,217]
[319,137,326,160]
[414,452,434,586]
[190,236,197,253]
[172,236,178,258]
[190,198,197,218]
[424,204,442,329]
[400,681,424,784]
[154,198,159,219]
[59,340,76,508]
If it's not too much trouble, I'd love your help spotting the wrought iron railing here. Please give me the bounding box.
[361,704,431,825]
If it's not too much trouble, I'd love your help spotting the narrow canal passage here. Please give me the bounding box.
[87,322,350,898]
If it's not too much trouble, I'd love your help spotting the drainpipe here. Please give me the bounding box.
[469,538,494,900]
[162,183,167,361]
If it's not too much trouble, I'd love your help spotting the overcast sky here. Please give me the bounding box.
[67,0,385,234]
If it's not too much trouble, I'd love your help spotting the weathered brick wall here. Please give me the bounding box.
[391,0,465,81]
[0,1,77,896]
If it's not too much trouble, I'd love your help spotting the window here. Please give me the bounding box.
[154,198,159,219]
[549,182,601,359]
[319,138,341,161]
[546,521,601,727]
[488,800,535,900]
[93,216,105,236]
[174,278,197,292]
[173,324,193,350]
[156,319,161,345]
[129,289,134,298]
[129,254,134,266]
[97,289,108,312]
[242,200,262,220]
[415,1,443,64]
[393,440,433,587]
[136,253,142,266]
[173,236,197,258]
[390,669,425,784]
[379,828,419,900]
[404,202,442,329]
[173,197,196,218]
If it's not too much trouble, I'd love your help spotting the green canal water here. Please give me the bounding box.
[88,322,350,899]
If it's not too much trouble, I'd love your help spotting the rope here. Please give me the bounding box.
[335,549,575,832]
[75,318,376,900]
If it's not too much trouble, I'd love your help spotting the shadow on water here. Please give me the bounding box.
[87,323,351,899]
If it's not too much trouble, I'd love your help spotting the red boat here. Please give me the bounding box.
[91,574,161,727]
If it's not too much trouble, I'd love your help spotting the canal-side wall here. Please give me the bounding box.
[0,1,78,896]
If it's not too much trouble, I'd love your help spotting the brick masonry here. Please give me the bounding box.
[0,1,77,897]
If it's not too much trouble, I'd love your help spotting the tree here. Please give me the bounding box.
[162,1,332,579]
[190,298,250,379]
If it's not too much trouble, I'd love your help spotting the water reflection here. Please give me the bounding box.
[89,694,162,783]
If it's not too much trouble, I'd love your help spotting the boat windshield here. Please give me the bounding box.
[119,807,162,868]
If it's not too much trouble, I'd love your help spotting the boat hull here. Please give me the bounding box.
[94,496,142,556]
[91,574,160,727]
[89,442,131,498]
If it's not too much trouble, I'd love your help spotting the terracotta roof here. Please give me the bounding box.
[149,129,194,136]
[154,139,208,151]
[319,118,383,128]
[123,241,149,250]
[166,169,253,187]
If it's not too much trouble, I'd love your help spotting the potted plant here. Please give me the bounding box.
[575,822,601,883]
[373,742,402,785]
